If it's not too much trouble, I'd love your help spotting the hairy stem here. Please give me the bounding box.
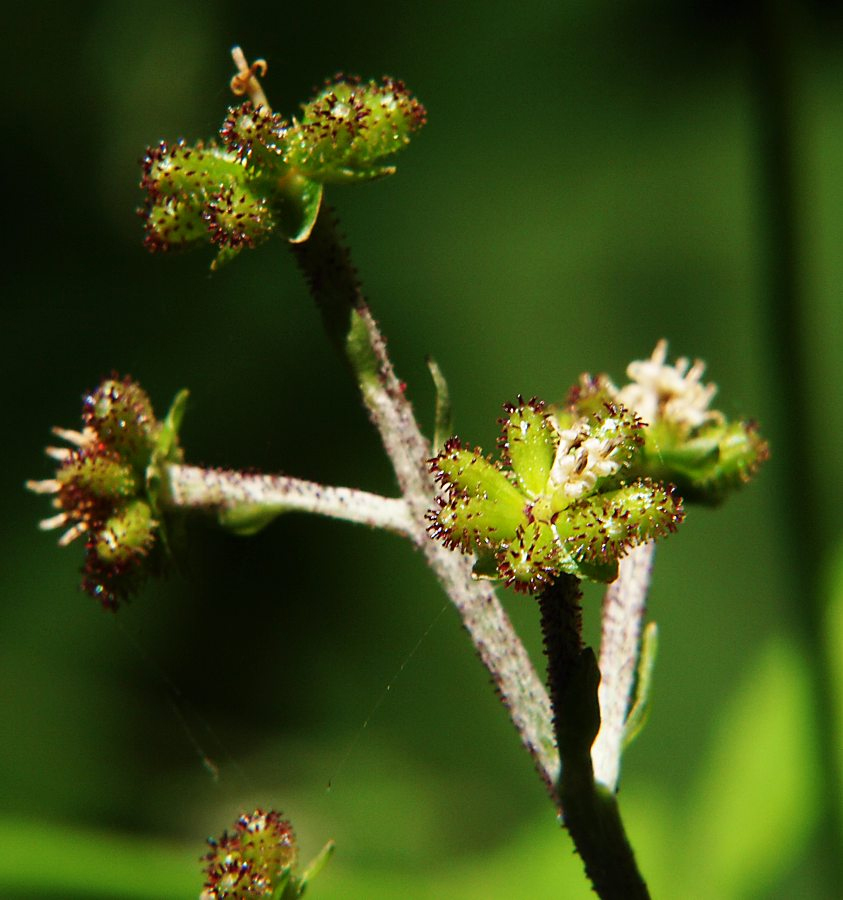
[592,542,655,791]
[161,463,416,538]
[291,206,560,798]
[539,575,650,899]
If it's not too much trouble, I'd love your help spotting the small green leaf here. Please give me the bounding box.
[147,388,188,519]
[298,839,336,893]
[346,308,380,395]
[623,621,658,748]
[471,545,500,580]
[568,556,620,584]
[426,356,452,453]
[218,504,284,536]
[276,175,323,244]
[156,389,189,463]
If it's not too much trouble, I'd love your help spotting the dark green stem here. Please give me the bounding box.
[290,204,367,354]
[749,3,843,889]
[539,575,650,900]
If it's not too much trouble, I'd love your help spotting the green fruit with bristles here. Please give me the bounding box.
[286,77,427,183]
[58,454,139,501]
[94,500,155,565]
[83,379,158,470]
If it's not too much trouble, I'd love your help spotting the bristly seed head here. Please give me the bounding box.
[28,377,185,609]
[428,390,681,591]
[140,56,426,268]
[202,808,298,899]
[429,343,767,591]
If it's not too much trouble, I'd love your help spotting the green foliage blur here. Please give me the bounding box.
[5,1,843,897]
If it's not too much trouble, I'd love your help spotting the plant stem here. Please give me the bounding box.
[290,206,561,799]
[161,464,416,538]
[539,575,650,899]
[592,542,655,791]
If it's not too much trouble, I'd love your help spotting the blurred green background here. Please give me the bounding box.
[5,1,843,897]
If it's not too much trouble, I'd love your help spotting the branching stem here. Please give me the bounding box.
[539,575,650,899]
[161,464,416,538]
[291,205,561,800]
[592,542,655,791]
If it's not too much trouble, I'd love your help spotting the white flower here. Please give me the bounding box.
[26,426,98,546]
[547,421,624,499]
[617,339,720,429]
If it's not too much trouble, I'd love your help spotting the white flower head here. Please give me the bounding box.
[26,426,99,546]
[547,420,625,500]
[617,339,721,430]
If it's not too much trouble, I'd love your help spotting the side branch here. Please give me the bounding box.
[162,464,416,538]
[592,542,655,791]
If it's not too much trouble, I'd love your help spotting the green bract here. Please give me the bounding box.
[140,76,426,268]
[428,397,684,592]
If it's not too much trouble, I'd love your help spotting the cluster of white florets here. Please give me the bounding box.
[548,421,625,500]
[617,339,720,430]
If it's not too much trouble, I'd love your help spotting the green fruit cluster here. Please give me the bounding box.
[428,344,769,592]
[140,76,426,268]
[30,378,186,608]
[429,394,684,591]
